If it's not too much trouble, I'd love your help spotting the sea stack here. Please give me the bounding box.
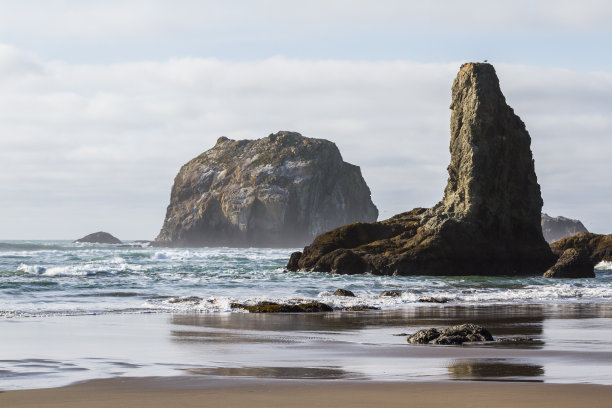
[154,131,378,247]
[541,213,589,243]
[288,63,556,276]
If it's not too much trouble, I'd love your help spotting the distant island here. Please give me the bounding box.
[541,213,588,243]
[75,231,122,244]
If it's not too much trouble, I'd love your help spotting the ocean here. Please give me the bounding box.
[2,241,612,389]
[1,240,611,317]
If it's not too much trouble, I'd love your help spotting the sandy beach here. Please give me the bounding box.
[3,377,612,408]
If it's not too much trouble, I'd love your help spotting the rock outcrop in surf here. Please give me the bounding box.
[287,62,556,276]
[154,131,378,247]
[543,248,596,279]
[541,213,588,243]
[550,232,612,265]
[75,231,122,244]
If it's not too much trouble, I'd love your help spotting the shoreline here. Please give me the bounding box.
[2,304,612,390]
[2,377,611,408]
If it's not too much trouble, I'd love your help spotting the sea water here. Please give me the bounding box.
[1,240,611,317]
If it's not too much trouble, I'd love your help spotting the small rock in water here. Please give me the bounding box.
[407,323,493,345]
[333,288,355,297]
[380,290,401,297]
[230,301,333,313]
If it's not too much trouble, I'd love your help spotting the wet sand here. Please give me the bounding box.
[1,303,611,392]
[2,377,611,408]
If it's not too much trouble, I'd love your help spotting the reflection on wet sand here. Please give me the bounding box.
[448,359,544,382]
[164,303,612,384]
[170,329,298,344]
[170,304,549,339]
[183,366,362,380]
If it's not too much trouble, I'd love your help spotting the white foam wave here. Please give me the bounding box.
[145,296,233,313]
[17,262,142,277]
[595,261,612,270]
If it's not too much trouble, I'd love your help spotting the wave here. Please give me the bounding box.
[0,242,65,251]
[595,261,612,270]
[16,262,142,277]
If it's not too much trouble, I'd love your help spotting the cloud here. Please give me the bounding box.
[1,1,611,40]
[0,44,610,239]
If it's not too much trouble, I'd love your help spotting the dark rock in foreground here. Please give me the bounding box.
[541,213,588,243]
[230,301,333,313]
[550,232,612,265]
[154,131,377,248]
[287,63,555,276]
[407,323,494,345]
[543,248,595,278]
[75,231,122,244]
[333,289,355,297]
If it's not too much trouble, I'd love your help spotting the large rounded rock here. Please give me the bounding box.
[75,232,122,244]
[543,248,595,278]
[154,131,378,247]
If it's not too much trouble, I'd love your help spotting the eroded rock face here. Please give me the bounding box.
[75,232,122,244]
[541,213,588,243]
[154,131,378,247]
[288,63,555,276]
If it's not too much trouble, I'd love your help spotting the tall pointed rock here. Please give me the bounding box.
[289,63,556,276]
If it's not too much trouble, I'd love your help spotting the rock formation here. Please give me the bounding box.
[230,301,333,313]
[332,288,355,297]
[407,323,494,345]
[154,131,378,247]
[287,63,556,276]
[74,231,122,244]
[543,248,595,278]
[550,232,612,265]
[541,213,588,243]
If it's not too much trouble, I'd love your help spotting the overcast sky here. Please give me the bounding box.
[1,1,611,240]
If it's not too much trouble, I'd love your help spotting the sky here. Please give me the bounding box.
[0,0,611,240]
